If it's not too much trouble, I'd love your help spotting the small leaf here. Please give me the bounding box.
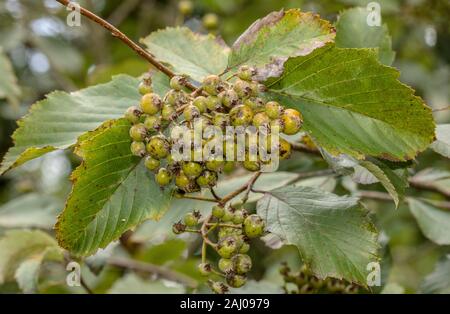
[430,124,450,158]
[420,255,450,293]
[335,7,395,65]
[409,199,450,245]
[0,48,21,106]
[56,119,172,257]
[265,44,435,161]
[257,185,379,284]
[227,9,335,80]
[141,27,230,82]
[0,75,141,175]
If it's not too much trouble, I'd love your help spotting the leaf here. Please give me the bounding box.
[0,48,21,106]
[430,124,450,158]
[257,185,379,284]
[56,119,172,257]
[409,199,450,245]
[335,7,395,65]
[0,75,141,175]
[410,168,450,198]
[0,230,63,292]
[108,273,185,294]
[420,255,450,294]
[136,239,187,266]
[265,44,435,161]
[141,27,230,82]
[227,9,335,80]
[0,193,61,229]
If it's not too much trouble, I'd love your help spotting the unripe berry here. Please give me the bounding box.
[281,109,302,135]
[130,141,146,157]
[239,242,250,254]
[233,79,252,98]
[184,212,200,226]
[208,280,228,294]
[221,207,234,222]
[161,104,176,121]
[244,97,264,111]
[217,236,240,258]
[183,104,200,121]
[206,95,222,111]
[218,258,234,273]
[212,205,225,219]
[243,214,265,238]
[146,136,170,159]
[205,159,224,172]
[218,89,239,108]
[156,168,172,186]
[178,0,193,16]
[226,273,247,288]
[223,161,235,174]
[232,254,252,274]
[125,106,143,124]
[218,227,242,239]
[243,160,260,172]
[138,81,152,95]
[182,162,203,179]
[232,210,245,224]
[237,65,255,81]
[170,76,186,91]
[213,112,230,129]
[269,118,284,133]
[279,138,292,160]
[198,263,212,276]
[192,96,208,113]
[196,170,218,187]
[230,105,254,126]
[202,75,222,96]
[252,112,270,128]
[129,123,148,142]
[265,101,284,119]
[144,156,160,171]
[203,13,219,30]
[140,93,162,115]
[144,115,162,131]
[175,171,190,189]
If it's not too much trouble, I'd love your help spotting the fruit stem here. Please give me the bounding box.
[182,195,219,203]
[219,172,261,206]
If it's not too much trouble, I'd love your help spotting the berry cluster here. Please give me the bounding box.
[124,67,303,194]
[173,206,265,293]
[280,263,361,294]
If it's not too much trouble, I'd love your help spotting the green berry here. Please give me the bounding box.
[233,79,252,98]
[183,104,200,121]
[155,168,172,186]
[140,93,162,115]
[192,96,208,113]
[218,258,234,273]
[130,141,146,157]
[232,254,252,274]
[182,162,203,179]
[205,159,224,172]
[237,65,255,81]
[232,210,245,224]
[243,160,260,172]
[196,170,218,187]
[221,207,234,222]
[146,136,170,159]
[244,97,264,111]
[226,273,247,288]
[239,242,250,254]
[252,112,270,128]
[178,0,193,15]
[218,227,242,239]
[170,76,186,91]
[212,205,225,219]
[264,101,284,119]
[219,89,239,108]
[203,13,219,30]
[184,212,199,226]
[198,263,212,276]
[223,161,235,174]
[281,109,302,135]
[143,115,162,131]
[138,81,153,95]
[279,138,292,160]
[208,280,228,294]
[144,156,160,171]
[243,214,265,238]
[230,105,254,126]
[125,106,143,124]
[217,236,240,258]
[161,104,176,121]
[202,75,222,96]
[269,118,284,132]
[206,95,222,111]
[175,171,190,189]
[213,112,230,129]
[129,123,148,141]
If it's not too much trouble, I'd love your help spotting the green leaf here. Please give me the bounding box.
[56,119,172,257]
[409,199,450,245]
[0,48,20,106]
[265,44,435,161]
[227,9,335,80]
[0,193,61,229]
[141,27,230,82]
[420,255,450,294]
[257,185,379,284]
[430,124,450,158]
[335,7,395,65]
[108,273,185,294]
[0,75,141,175]
[0,230,63,291]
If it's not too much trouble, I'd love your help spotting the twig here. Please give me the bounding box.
[210,187,221,200]
[108,257,198,288]
[241,171,262,204]
[182,195,219,203]
[219,172,262,205]
[432,105,450,112]
[55,0,197,90]
[409,178,450,199]
[200,214,218,248]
